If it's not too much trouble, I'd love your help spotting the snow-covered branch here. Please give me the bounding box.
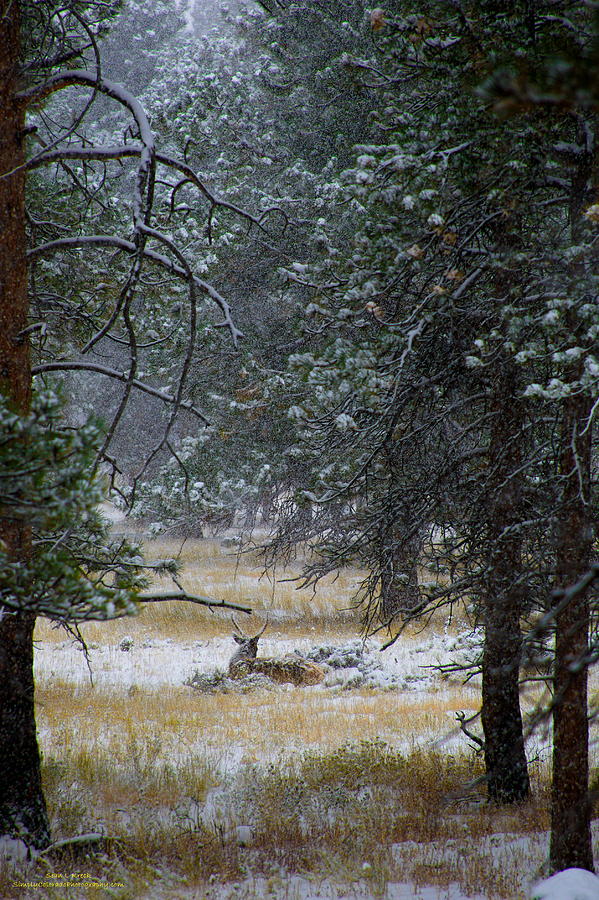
[27,235,243,344]
[135,592,252,615]
[20,70,155,233]
[30,361,209,423]
[27,145,285,234]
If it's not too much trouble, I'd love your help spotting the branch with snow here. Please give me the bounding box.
[27,234,243,345]
[19,70,156,233]
[27,145,286,236]
[136,592,252,615]
[31,361,209,423]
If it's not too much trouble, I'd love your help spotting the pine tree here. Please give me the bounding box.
[270,0,599,843]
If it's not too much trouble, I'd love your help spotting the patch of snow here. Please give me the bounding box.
[530,868,599,900]
[197,874,487,899]
[98,500,126,523]
[0,836,32,862]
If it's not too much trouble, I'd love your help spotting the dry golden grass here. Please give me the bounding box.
[13,737,553,900]
[34,536,472,650]
[34,537,365,646]
[143,537,366,628]
[35,678,481,773]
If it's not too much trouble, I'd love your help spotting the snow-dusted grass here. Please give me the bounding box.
[3,537,595,899]
[34,678,481,774]
[142,535,368,630]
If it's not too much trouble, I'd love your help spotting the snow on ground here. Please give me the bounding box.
[33,629,476,692]
[530,867,599,899]
[196,874,488,900]
[195,865,599,900]
[33,619,596,899]
[33,627,553,764]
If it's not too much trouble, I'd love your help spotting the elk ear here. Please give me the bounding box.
[233,634,244,644]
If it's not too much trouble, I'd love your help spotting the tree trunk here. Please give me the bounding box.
[379,526,421,623]
[550,388,594,872]
[0,0,51,849]
[480,365,530,803]
[481,607,530,803]
[0,4,30,412]
[549,114,596,872]
[0,613,50,848]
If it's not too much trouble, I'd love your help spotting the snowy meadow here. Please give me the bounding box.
[4,538,598,899]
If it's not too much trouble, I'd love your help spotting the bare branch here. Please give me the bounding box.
[0,591,251,621]
[26,145,288,234]
[126,224,200,501]
[456,710,485,752]
[17,72,156,235]
[27,234,244,344]
[137,592,252,615]
[30,361,209,423]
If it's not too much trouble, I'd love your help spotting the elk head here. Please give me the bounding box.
[229,617,268,668]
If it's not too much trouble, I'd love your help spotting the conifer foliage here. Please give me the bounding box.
[263,0,598,870]
[1,0,598,873]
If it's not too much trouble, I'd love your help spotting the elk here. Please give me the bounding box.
[228,619,325,686]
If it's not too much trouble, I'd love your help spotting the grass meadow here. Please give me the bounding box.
[1,538,592,899]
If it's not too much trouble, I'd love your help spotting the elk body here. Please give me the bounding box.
[228,621,325,686]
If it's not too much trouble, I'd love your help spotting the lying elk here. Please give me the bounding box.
[229,619,325,686]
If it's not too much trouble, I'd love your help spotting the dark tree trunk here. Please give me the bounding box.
[0,4,30,411]
[480,365,530,804]
[0,0,51,849]
[481,607,530,804]
[549,117,596,872]
[0,614,50,848]
[550,388,594,872]
[379,529,421,622]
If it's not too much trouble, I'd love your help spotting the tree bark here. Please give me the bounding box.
[0,0,51,849]
[0,613,50,848]
[549,388,594,872]
[480,364,530,804]
[0,2,30,412]
[549,113,596,872]
[379,526,421,622]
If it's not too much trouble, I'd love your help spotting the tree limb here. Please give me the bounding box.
[136,592,252,614]
[30,361,209,423]
[27,234,243,344]
[27,145,287,234]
